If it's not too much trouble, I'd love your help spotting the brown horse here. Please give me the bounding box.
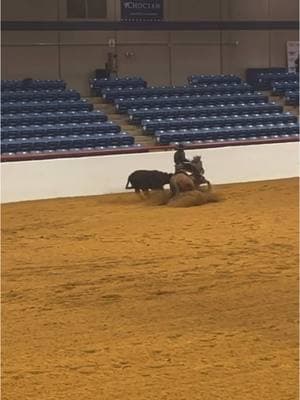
[170,172,211,197]
[170,173,196,196]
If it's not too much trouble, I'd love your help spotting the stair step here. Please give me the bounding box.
[88,97,156,146]
[258,92,299,117]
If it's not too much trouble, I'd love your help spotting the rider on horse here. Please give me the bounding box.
[174,143,191,173]
[173,144,211,192]
[174,144,204,180]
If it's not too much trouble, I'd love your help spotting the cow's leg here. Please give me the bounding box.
[135,188,144,199]
[135,187,147,199]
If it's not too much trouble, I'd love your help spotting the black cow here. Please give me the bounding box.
[125,170,173,194]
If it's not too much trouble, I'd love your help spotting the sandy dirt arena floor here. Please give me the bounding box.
[2,178,299,400]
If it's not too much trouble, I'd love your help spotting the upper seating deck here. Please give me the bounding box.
[92,74,298,147]
[1,79,137,158]
[2,74,298,161]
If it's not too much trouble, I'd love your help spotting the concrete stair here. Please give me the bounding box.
[262,91,299,118]
[86,97,155,147]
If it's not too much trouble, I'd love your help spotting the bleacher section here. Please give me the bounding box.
[91,74,298,146]
[250,71,298,90]
[2,75,298,160]
[285,91,299,106]
[247,70,299,106]
[271,81,299,96]
[1,79,138,159]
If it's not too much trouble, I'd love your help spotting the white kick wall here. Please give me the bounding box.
[1,142,299,204]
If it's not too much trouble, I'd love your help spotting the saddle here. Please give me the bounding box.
[174,168,190,177]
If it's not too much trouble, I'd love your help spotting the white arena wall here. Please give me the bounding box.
[1,142,299,204]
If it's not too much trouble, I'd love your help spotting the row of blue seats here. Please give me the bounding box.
[285,91,299,106]
[115,93,268,113]
[2,111,107,126]
[255,72,298,90]
[90,77,147,90]
[142,113,297,134]
[2,144,142,157]
[155,123,299,145]
[2,89,80,103]
[1,133,135,153]
[188,74,241,85]
[1,122,121,139]
[1,79,66,91]
[2,100,93,114]
[128,102,283,123]
[100,86,145,99]
[246,67,287,87]
[102,83,254,101]
[272,81,299,96]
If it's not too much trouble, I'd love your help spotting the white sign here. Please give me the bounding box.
[108,38,116,48]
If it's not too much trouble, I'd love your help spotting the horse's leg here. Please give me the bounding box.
[169,180,179,197]
[197,176,211,191]
[172,179,181,196]
[205,179,212,191]
[170,183,176,197]
[200,180,211,192]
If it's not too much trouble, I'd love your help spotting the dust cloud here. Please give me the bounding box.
[144,188,222,207]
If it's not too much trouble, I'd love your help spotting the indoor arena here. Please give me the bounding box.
[1,1,299,399]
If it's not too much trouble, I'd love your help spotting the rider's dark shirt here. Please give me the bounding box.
[174,150,189,165]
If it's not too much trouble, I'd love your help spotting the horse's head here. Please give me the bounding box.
[192,155,201,163]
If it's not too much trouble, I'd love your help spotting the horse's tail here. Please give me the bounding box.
[125,177,132,189]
